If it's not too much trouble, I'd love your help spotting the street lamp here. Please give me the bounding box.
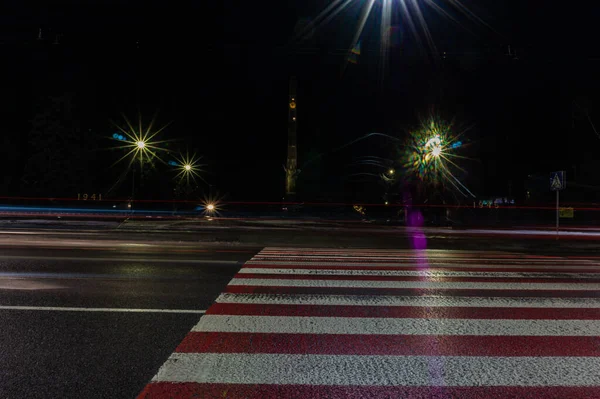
[171,152,205,189]
[424,134,443,162]
[198,192,222,217]
[112,134,154,212]
[388,168,395,175]
[111,115,170,213]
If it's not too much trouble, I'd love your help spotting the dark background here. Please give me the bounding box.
[1,0,599,204]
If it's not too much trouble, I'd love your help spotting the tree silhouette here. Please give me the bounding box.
[22,93,97,196]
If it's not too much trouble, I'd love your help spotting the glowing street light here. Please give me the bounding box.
[424,135,442,151]
[197,193,223,217]
[110,115,171,210]
[171,152,205,186]
[402,116,476,199]
[424,134,443,161]
[388,169,395,175]
[111,114,171,168]
[300,0,490,90]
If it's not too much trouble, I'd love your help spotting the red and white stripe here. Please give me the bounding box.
[138,248,600,399]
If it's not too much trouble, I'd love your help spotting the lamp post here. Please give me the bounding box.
[131,140,147,213]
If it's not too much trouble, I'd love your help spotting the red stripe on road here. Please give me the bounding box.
[224,285,600,298]
[260,251,570,258]
[260,251,514,256]
[243,263,600,273]
[235,273,600,284]
[137,383,600,399]
[259,252,600,260]
[206,303,600,320]
[176,332,600,357]
[252,256,599,264]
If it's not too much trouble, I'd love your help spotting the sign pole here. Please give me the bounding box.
[551,170,565,240]
[556,190,559,240]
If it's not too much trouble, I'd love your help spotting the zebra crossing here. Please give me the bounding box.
[138,247,600,398]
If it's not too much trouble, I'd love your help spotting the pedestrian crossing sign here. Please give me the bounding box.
[550,171,565,191]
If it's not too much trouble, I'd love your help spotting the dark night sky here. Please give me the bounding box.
[2,1,600,203]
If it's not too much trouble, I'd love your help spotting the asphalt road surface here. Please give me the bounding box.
[0,244,258,399]
[140,247,600,399]
[3,238,600,399]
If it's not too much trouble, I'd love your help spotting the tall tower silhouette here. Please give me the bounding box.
[284,76,298,200]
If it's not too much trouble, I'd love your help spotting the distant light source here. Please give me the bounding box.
[425,135,441,149]
[388,169,395,175]
[184,164,192,171]
[424,135,443,159]
[206,204,215,211]
[136,141,146,149]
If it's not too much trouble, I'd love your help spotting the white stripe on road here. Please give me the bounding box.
[252,257,591,264]
[152,353,600,386]
[254,255,596,264]
[0,271,226,280]
[263,248,485,252]
[260,249,542,256]
[193,315,600,336]
[261,247,600,260]
[228,278,600,290]
[238,268,600,279]
[0,281,66,290]
[0,305,206,313]
[215,293,600,308]
[0,255,241,264]
[261,248,584,256]
[435,228,600,237]
[245,261,600,270]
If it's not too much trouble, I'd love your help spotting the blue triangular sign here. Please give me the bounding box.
[551,174,562,190]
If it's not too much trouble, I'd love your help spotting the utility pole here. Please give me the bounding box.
[284,76,299,201]
[131,165,135,215]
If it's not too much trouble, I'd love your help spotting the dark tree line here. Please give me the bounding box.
[21,93,99,197]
